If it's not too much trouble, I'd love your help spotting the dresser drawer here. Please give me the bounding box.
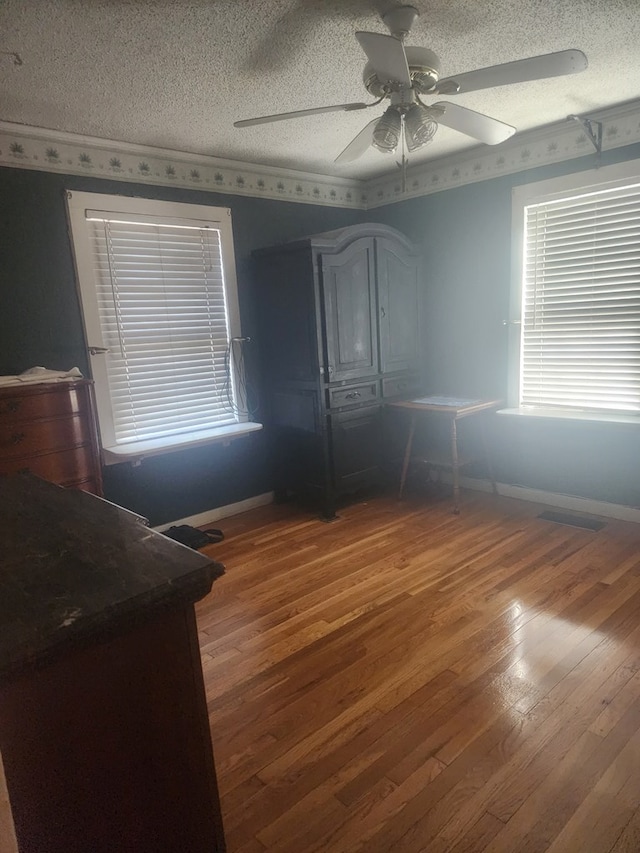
[0,447,96,484]
[329,382,379,409]
[0,415,93,459]
[382,375,421,400]
[0,385,89,423]
[0,381,102,495]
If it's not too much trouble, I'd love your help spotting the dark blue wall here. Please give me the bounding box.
[369,144,640,507]
[0,167,361,524]
[3,143,640,519]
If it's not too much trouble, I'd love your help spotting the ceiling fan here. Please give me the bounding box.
[234,4,588,164]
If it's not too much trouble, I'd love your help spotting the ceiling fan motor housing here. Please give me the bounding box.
[363,45,441,97]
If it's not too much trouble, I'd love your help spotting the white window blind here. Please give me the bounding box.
[89,216,234,443]
[67,192,249,458]
[521,180,640,414]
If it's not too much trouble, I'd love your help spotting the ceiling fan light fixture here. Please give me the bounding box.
[372,106,401,154]
[404,104,438,151]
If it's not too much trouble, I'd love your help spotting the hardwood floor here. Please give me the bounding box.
[195,490,640,852]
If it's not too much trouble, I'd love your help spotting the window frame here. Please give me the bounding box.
[67,190,260,463]
[507,158,640,422]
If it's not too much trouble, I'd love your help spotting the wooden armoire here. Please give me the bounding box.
[254,223,422,518]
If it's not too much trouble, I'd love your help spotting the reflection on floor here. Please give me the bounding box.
[196,491,640,853]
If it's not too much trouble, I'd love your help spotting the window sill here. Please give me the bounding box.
[102,422,263,465]
[498,407,640,426]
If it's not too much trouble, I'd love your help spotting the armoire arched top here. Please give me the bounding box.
[254,222,417,258]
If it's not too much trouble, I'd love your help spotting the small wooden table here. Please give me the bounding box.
[389,396,502,514]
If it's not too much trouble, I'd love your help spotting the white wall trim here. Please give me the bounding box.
[156,479,640,531]
[151,491,274,532]
[1,98,639,210]
[452,474,640,524]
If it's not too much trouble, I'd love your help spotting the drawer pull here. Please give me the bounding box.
[6,400,21,413]
[11,432,26,445]
[345,391,361,400]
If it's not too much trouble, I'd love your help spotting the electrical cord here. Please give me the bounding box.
[222,336,260,420]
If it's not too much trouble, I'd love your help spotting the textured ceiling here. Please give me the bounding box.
[0,0,639,180]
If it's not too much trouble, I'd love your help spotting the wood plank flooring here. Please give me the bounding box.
[195,491,640,852]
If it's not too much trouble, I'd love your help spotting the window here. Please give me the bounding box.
[67,191,260,462]
[509,160,640,420]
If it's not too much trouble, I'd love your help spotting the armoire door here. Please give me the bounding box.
[321,238,378,383]
[329,405,382,491]
[376,237,420,374]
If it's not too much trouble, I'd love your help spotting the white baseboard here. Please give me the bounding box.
[152,491,274,531]
[450,474,640,524]
[153,479,640,531]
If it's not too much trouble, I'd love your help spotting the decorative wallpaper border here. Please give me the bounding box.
[365,100,640,208]
[0,122,366,209]
[1,99,639,210]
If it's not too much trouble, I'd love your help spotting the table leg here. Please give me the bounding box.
[398,413,416,500]
[450,416,460,514]
[479,415,498,495]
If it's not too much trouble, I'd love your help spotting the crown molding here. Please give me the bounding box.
[364,99,640,208]
[1,98,640,210]
[0,121,366,209]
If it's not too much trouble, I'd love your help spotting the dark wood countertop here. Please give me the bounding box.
[0,473,223,681]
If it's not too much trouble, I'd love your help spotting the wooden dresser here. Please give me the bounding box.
[0,380,102,495]
[0,474,226,853]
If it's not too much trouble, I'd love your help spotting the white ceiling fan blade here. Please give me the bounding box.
[433,102,516,145]
[435,49,588,95]
[355,31,411,88]
[234,102,369,128]
[335,117,380,163]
